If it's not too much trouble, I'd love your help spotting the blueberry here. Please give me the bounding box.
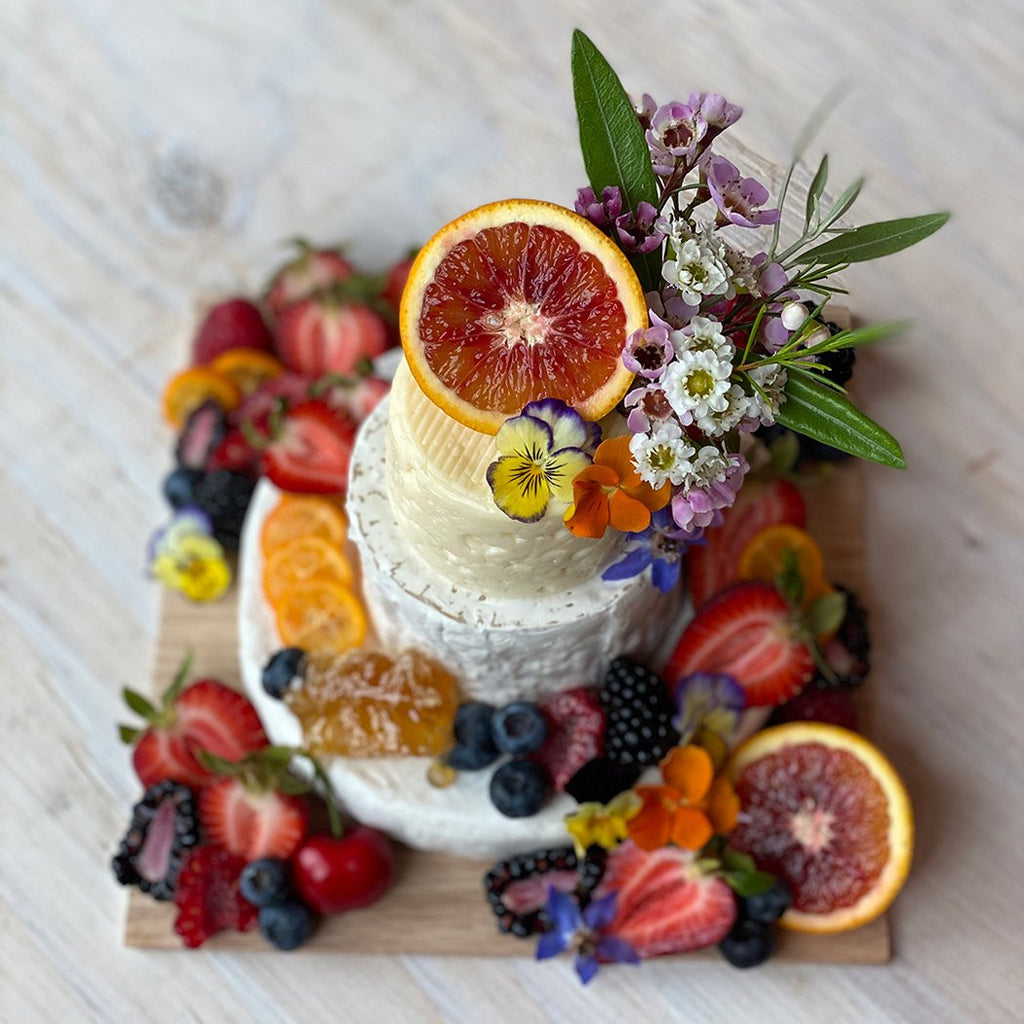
[240,858,292,908]
[718,919,775,968]
[262,648,306,700]
[489,760,550,818]
[740,880,792,924]
[258,899,316,951]
[163,467,204,510]
[444,701,499,770]
[491,702,547,756]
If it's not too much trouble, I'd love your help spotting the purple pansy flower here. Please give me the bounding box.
[673,672,747,745]
[622,319,674,379]
[704,155,780,229]
[602,507,698,592]
[536,889,639,984]
[575,185,623,229]
[614,202,665,254]
[646,101,708,175]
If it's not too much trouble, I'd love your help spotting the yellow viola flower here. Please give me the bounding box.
[486,399,600,523]
[565,790,642,857]
[149,510,231,603]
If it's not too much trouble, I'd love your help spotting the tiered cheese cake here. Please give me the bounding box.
[239,356,690,857]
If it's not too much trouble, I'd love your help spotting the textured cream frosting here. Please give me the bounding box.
[352,397,689,702]
[385,359,619,596]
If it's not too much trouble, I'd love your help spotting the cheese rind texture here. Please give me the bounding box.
[352,396,688,703]
[385,359,619,596]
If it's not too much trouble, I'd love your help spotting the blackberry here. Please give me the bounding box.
[483,845,606,938]
[599,657,679,768]
[193,469,256,550]
[816,346,856,387]
[564,756,642,805]
[111,780,200,901]
[813,584,871,689]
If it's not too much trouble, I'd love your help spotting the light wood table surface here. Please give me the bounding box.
[2,2,1022,1022]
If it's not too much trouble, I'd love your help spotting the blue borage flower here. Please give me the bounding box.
[601,507,700,591]
[536,889,639,984]
[487,399,601,523]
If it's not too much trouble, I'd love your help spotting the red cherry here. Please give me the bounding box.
[292,827,395,915]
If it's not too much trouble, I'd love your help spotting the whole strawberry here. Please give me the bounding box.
[193,298,274,365]
[120,654,268,788]
[266,240,355,319]
[277,292,388,377]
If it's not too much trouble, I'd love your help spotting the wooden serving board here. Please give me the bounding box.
[124,455,890,961]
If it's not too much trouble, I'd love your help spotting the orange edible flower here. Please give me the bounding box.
[626,744,740,851]
[563,435,670,539]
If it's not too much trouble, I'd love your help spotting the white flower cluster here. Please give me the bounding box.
[627,314,786,490]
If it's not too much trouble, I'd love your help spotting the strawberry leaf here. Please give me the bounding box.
[118,724,143,744]
[122,687,157,721]
[164,650,194,706]
[724,869,777,897]
[808,590,848,637]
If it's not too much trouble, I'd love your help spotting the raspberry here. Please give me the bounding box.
[529,687,605,791]
[173,846,258,948]
[600,657,679,768]
[770,688,859,731]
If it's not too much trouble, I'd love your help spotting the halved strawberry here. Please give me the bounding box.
[277,295,388,377]
[595,842,736,957]
[266,241,355,318]
[665,581,814,706]
[173,845,257,948]
[122,658,268,789]
[529,687,605,791]
[261,401,357,494]
[231,371,313,431]
[318,373,391,425]
[199,777,309,861]
[687,479,806,608]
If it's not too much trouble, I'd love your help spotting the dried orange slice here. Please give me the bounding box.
[209,348,284,396]
[726,723,913,934]
[263,536,353,606]
[260,496,348,558]
[274,580,367,653]
[737,523,832,610]
[400,199,646,434]
[162,367,242,428]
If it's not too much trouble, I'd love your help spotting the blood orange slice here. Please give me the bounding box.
[400,199,646,434]
[725,723,913,934]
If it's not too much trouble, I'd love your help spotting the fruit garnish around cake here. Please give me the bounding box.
[112,780,200,901]
[260,494,348,555]
[725,722,913,934]
[173,845,258,948]
[400,197,647,434]
[120,654,268,788]
[273,580,367,654]
[286,649,460,758]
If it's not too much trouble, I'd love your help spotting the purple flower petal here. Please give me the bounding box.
[582,892,619,931]
[651,556,682,593]
[596,934,641,965]
[575,953,600,985]
[602,547,654,583]
[536,930,568,960]
[546,887,582,938]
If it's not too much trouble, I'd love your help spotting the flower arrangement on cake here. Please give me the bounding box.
[112,31,944,975]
